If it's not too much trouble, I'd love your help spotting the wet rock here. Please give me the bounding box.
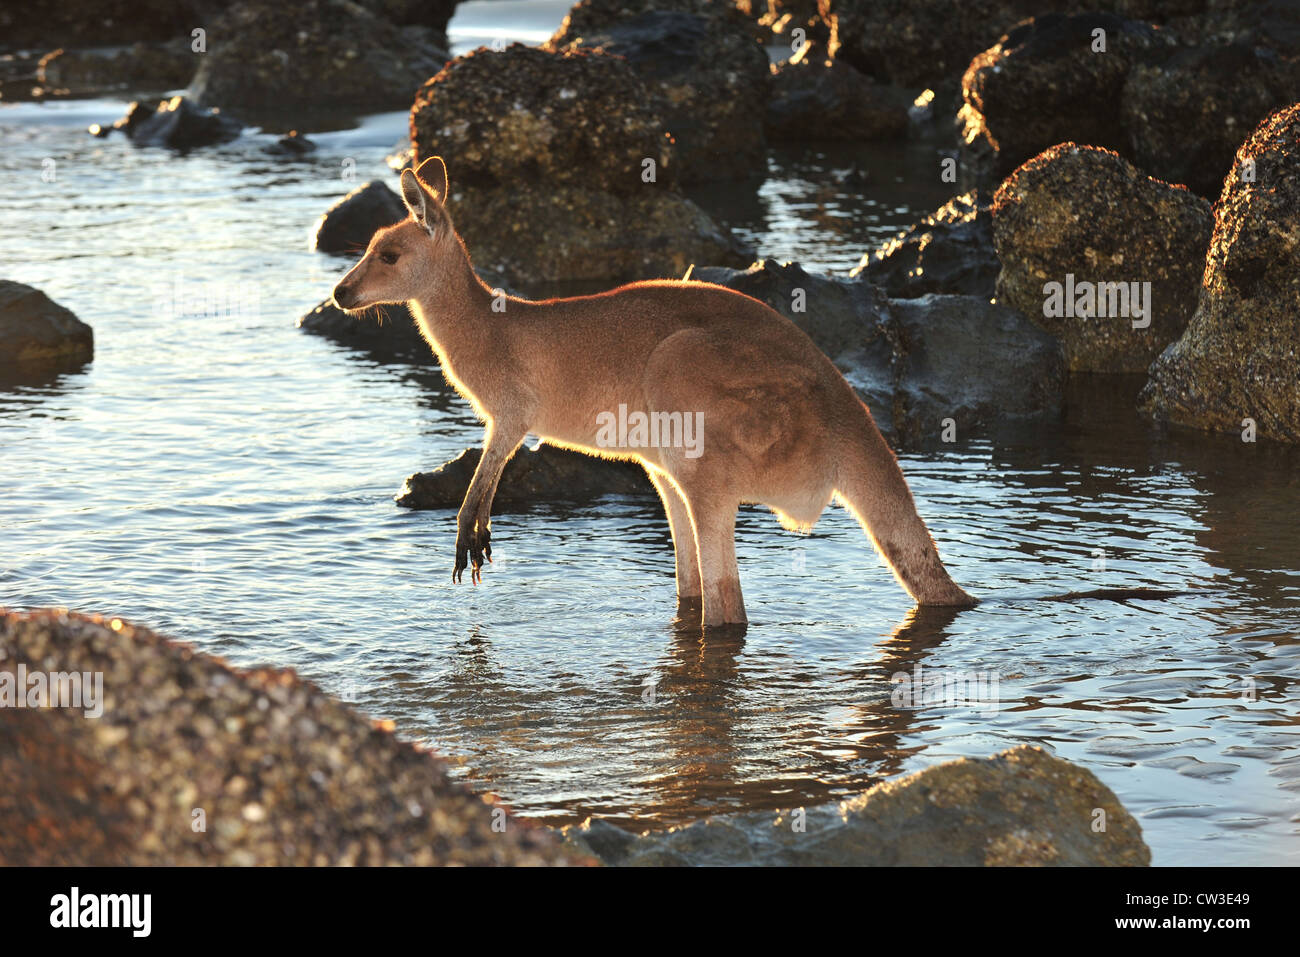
[765,50,911,142]
[1141,104,1300,443]
[992,143,1213,372]
[884,294,1065,445]
[35,41,195,96]
[0,281,93,367]
[103,95,241,149]
[297,299,428,359]
[562,745,1150,865]
[694,260,1064,442]
[190,0,448,112]
[546,1,771,184]
[958,13,1173,188]
[397,444,653,511]
[851,191,999,299]
[410,44,752,284]
[312,181,407,255]
[1121,42,1299,197]
[0,608,584,866]
[264,130,317,157]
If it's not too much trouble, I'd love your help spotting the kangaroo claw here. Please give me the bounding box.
[455,522,491,585]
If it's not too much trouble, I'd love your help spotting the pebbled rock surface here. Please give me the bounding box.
[0,608,584,866]
[1141,104,1300,443]
[992,143,1213,372]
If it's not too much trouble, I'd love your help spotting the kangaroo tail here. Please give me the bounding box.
[834,402,976,607]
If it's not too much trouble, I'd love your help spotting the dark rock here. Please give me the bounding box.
[546,1,771,184]
[312,181,407,255]
[958,13,1174,188]
[297,299,428,359]
[35,41,196,96]
[851,190,999,299]
[562,745,1150,865]
[0,609,582,866]
[0,0,210,51]
[410,45,752,284]
[0,281,93,366]
[765,50,911,142]
[694,260,1064,442]
[1141,104,1300,443]
[992,143,1213,372]
[1121,42,1299,197]
[264,130,317,157]
[397,444,654,511]
[190,0,448,112]
[105,95,241,149]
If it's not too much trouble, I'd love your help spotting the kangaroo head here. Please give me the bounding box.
[332,156,456,313]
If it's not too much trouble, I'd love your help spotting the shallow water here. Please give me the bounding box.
[2,4,1299,866]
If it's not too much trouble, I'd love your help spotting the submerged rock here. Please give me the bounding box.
[562,745,1150,865]
[546,0,771,183]
[0,281,93,367]
[958,13,1172,187]
[0,608,582,866]
[311,181,407,255]
[992,144,1213,372]
[694,260,1064,443]
[101,95,241,148]
[765,51,912,143]
[190,0,448,112]
[851,191,999,299]
[409,44,751,284]
[397,444,653,511]
[1141,104,1300,443]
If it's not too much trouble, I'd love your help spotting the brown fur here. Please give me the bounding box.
[333,157,975,627]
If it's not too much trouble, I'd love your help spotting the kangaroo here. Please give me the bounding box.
[332,157,976,627]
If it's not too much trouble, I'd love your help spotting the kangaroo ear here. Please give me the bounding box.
[400,168,432,225]
[415,156,448,204]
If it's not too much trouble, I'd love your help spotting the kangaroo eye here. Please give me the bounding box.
[379,251,399,265]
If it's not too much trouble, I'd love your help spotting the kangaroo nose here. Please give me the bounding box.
[332,282,354,309]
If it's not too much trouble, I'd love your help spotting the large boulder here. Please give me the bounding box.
[958,13,1173,187]
[0,281,93,366]
[1121,42,1300,198]
[0,608,581,866]
[546,1,771,184]
[992,144,1213,372]
[397,444,653,511]
[694,260,1064,443]
[0,0,208,51]
[1141,104,1300,443]
[851,191,999,299]
[765,50,912,143]
[190,0,448,112]
[311,181,407,255]
[562,744,1150,865]
[409,45,752,284]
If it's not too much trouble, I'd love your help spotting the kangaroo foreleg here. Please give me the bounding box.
[455,420,527,584]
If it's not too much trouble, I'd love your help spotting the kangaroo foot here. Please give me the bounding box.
[454,520,492,584]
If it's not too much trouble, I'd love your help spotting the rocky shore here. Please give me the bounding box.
[2,609,1150,866]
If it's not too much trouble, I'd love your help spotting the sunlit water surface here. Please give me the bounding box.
[1,2,1298,865]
